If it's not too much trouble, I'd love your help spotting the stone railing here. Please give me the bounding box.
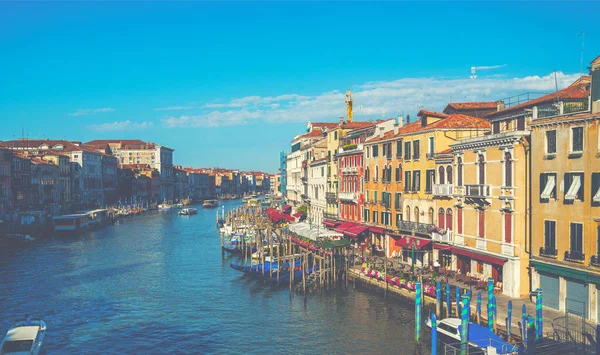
[397,220,435,234]
[433,184,454,197]
[432,230,453,243]
[341,166,358,174]
[338,191,357,201]
[465,184,491,198]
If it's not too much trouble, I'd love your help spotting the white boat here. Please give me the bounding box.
[158,204,172,211]
[203,199,219,208]
[178,208,197,216]
[425,317,518,354]
[0,319,46,355]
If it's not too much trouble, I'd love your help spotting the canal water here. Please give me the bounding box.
[0,200,430,354]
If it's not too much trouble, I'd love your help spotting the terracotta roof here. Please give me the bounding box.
[487,79,590,118]
[438,148,453,154]
[417,109,448,118]
[299,130,325,138]
[341,121,374,129]
[30,157,54,165]
[445,102,496,110]
[310,122,339,129]
[426,114,491,130]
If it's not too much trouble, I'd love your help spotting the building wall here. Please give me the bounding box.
[308,161,327,226]
[0,149,13,214]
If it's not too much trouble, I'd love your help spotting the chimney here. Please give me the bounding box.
[406,114,411,125]
[592,58,600,113]
[495,100,505,112]
[339,116,344,124]
[394,114,403,135]
[379,127,385,138]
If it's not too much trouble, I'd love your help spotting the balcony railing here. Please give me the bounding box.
[338,191,357,201]
[341,166,358,174]
[465,184,491,198]
[432,230,453,243]
[433,184,454,197]
[539,246,557,258]
[323,212,338,220]
[397,221,435,234]
[564,250,585,262]
[326,192,337,203]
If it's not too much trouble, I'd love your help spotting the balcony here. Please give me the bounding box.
[591,255,600,267]
[465,184,491,198]
[539,246,557,258]
[338,191,357,201]
[341,166,358,175]
[326,192,337,203]
[432,230,453,243]
[397,221,435,234]
[433,184,454,197]
[564,250,585,263]
[324,212,338,220]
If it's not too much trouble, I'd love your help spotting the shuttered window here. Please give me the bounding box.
[544,220,556,250]
[413,140,420,160]
[492,121,500,134]
[446,209,453,231]
[546,130,557,154]
[404,171,411,192]
[571,127,583,152]
[457,208,463,234]
[404,141,411,160]
[504,212,512,243]
[478,209,485,238]
[396,139,403,157]
[570,223,583,253]
[438,208,445,229]
[504,152,512,187]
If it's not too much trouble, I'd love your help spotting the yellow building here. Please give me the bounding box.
[529,58,600,321]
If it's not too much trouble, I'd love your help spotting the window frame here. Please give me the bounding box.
[570,126,584,153]
[545,130,557,155]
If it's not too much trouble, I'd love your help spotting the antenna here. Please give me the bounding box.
[579,30,585,78]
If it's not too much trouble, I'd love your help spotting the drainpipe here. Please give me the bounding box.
[523,135,533,295]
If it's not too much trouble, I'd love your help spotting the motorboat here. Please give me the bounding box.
[173,203,184,209]
[178,208,197,216]
[203,199,219,208]
[158,204,172,211]
[425,317,517,354]
[0,319,46,355]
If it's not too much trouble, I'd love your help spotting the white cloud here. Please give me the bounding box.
[90,120,154,131]
[162,71,582,128]
[69,108,115,116]
[154,106,195,111]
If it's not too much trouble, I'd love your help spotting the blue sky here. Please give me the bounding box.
[1,2,599,172]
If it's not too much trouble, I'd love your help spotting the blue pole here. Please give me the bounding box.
[436,281,441,318]
[537,288,543,338]
[477,292,482,324]
[492,296,497,333]
[508,300,513,340]
[466,288,471,321]
[522,304,527,342]
[596,324,600,355]
[460,294,469,355]
[456,285,460,315]
[446,284,451,318]
[415,281,422,343]
[487,301,493,331]
[431,313,437,355]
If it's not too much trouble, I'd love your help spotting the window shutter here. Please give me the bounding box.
[446,211,453,231]
[580,173,585,201]
[540,173,547,203]
[457,208,463,234]
[438,209,445,229]
[504,213,512,243]
[564,173,572,201]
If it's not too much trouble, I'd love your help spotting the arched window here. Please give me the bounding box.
[396,164,402,182]
[428,207,434,224]
[446,165,453,184]
[365,167,370,181]
[438,208,445,229]
[478,154,485,185]
[414,207,420,224]
[457,157,463,186]
[375,166,379,182]
[504,152,512,187]
[438,166,445,184]
[446,208,453,231]
[406,206,411,222]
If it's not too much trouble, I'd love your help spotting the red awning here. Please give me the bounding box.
[282,205,292,212]
[394,236,432,250]
[267,209,281,222]
[451,247,506,266]
[281,214,295,222]
[322,219,339,228]
[433,244,453,251]
[335,221,355,234]
[370,226,385,234]
[344,225,368,238]
[292,212,304,218]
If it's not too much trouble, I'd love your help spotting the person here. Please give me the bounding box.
[25,314,31,326]
[433,259,440,273]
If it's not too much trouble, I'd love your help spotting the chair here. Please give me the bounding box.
[494,282,502,294]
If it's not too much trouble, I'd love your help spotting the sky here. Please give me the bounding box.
[1,2,599,173]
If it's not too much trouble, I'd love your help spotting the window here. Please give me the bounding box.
[517,117,525,131]
[438,208,445,229]
[564,172,584,202]
[414,207,420,223]
[365,167,369,181]
[405,171,411,192]
[592,173,600,206]
[544,220,556,252]
[412,170,420,192]
[413,140,420,160]
[504,152,512,187]
[396,140,403,157]
[546,130,557,154]
[478,209,485,238]
[373,145,379,157]
[366,147,370,158]
[446,166,453,184]
[395,192,401,209]
[428,137,434,156]
[428,207,434,224]
[540,173,557,201]
[364,208,370,222]
[373,211,378,224]
[457,158,463,186]
[425,169,435,193]
[571,127,583,152]
[374,191,378,203]
[375,166,379,182]
[405,206,411,222]
[328,166,331,177]
[478,154,485,185]
[492,121,500,134]
[395,164,401,182]
[504,212,512,243]
[404,141,411,160]
[334,131,338,140]
[396,213,403,226]
[438,166,445,184]
[570,222,583,254]
[446,209,453,231]
[457,208,463,234]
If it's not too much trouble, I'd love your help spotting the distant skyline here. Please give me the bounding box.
[1,2,599,172]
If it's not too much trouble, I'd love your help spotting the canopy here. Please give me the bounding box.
[394,236,432,250]
[369,226,385,234]
[292,212,304,218]
[281,214,295,222]
[458,323,517,354]
[452,246,506,266]
[282,205,292,213]
[344,224,368,238]
[288,222,340,241]
[322,219,339,228]
[322,239,351,249]
[335,221,355,234]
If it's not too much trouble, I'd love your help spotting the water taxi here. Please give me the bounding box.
[0,319,46,355]
[158,204,172,211]
[178,208,198,215]
[203,199,219,208]
[425,318,517,354]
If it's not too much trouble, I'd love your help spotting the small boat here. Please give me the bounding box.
[173,203,184,209]
[158,204,172,211]
[0,319,46,355]
[178,208,197,216]
[203,199,219,208]
[425,318,518,354]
